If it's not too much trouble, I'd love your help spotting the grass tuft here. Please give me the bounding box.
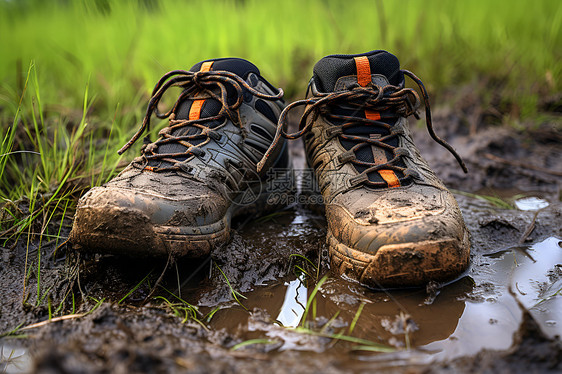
[214,261,248,309]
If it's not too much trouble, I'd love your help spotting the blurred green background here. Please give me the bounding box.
[0,0,560,243]
[1,0,560,111]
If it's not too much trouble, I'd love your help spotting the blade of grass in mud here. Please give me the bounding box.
[72,292,76,314]
[289,254,318,271]
[348,302,366,335]
[300,274,328,327]
[152,295,206,328]
[6,297,106,335]
[292,327,394,353]
[204,307,221,323]
[118,271,153,304]
[85,297,105,314]
[532,284,562,308]
[319,310,341,334]
[290,253,321,280]
[0,323,26,339]
[54,198,71,250]
[33,192,67,306]
[230,339,278,351]
[153,296,196,322]
[214,261,247,309]
[158,286,200,314]
[54,289,72,316]
[451,189,513,209]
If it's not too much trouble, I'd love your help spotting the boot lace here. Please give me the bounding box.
[119,69,283,172]
[257,70,467,188]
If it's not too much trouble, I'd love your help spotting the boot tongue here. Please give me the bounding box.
[152,58,259,166]
[313,51,407,187]
[312,50,402,92]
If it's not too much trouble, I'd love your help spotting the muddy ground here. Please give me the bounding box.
[1,93,561,373]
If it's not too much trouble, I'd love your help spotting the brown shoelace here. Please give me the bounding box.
[257,70,467,186]
[119,69,283,172]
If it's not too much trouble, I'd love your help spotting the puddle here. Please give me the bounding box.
[509,237,562,337]
[515,197,550,210]
[8,193,555,372]
[179,205,562,364]
[424,237,561,359]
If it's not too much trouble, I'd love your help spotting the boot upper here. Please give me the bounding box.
[78,58,289,228]
[301,51,468,254]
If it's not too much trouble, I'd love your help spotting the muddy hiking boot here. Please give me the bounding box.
[259,50,470,288]
[70,58,293,258]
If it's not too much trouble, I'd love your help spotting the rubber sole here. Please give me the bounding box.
[327,228,471,288]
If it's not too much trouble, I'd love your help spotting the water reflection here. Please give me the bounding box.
[510,237,562,338]
[276,275,307,328]
[424,236,562,359]
[0,344,32,374]
[515,196,549,210]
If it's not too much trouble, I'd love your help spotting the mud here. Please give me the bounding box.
[1,99,562,373]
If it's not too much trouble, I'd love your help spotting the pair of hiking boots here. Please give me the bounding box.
[69,50,470,288]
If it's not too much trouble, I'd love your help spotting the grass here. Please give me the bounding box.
[214,261,248,309]
[1,0,560,108]
[230,339,278,351]
[532,283,562,309]
[289,253,320,280]
[231,273,394,353]
[152,286,211,328]
[451,189,514,209]
[300,274,328,327]
[118,271,153,304]
[153,295,200,324]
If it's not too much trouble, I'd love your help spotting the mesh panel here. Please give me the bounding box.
[157,98,222,157]
[255,99,277,124]
[313,50,402,92]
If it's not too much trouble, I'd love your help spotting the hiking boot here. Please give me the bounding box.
[260,50,470,287]
[70,58,293,258]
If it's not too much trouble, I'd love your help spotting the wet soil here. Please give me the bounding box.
[1,99,561,373]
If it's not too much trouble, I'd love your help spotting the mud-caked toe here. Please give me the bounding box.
[70,182,231,258]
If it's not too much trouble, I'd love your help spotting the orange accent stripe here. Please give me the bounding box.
[365,106,400,187]
[188,62,214,120]
[189,99,205,120]
[379,170,400,188]
[354,56,371,87]
[200,61,214,72]
[145,61,213,173]
[365,109,381,121]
